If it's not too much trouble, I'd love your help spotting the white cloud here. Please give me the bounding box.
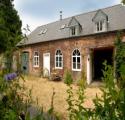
[20,14,51,32]
[113,0,121,4]
[14,0,53,32]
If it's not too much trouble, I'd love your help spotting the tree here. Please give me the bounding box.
[0,0,22,52]
[122,0,125,4]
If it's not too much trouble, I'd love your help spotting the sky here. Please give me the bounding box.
[13,0,121,32]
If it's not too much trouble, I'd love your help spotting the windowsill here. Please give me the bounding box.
[95,30,106,33]
[72,69,81,72]
[33,66,39,68]
[55,67,63,69]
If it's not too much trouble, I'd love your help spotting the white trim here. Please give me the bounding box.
[33,65,39,68]
[72,48,81,71]
[72,69,81,72]
[33,51,39,68]
[55,49,63,69]
[87,52,92,84]
[95,20,106,33]
[55,67,63,69]
[43,53,50,76]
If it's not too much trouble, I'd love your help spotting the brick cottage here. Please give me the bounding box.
[17,4,125,84]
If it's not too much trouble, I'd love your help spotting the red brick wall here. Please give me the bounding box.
[20,31,125,80]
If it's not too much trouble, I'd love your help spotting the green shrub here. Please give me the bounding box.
[64,70,73,85]
[66,84,92,120]
[92,61,125,120]
[77,69,86,87]
[66,60,125,120]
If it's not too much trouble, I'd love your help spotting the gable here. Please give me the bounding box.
[92,10,108,22]
[68,17,81,27]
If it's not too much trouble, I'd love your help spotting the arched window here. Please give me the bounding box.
[72,49,81,71]
[55,50,63,69]
[33,51,39,67]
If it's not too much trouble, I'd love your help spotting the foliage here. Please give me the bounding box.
[66,59,125,120]
[91,61,125,120]
[0,0,22,52]
[77,69,86,87]
[122,0,125,4]
[66,85,92,120]
[0,72,29,119]
[115,31,125,79]
[64,70,73,85]
[0,71,60,120]
[0,0,22,72]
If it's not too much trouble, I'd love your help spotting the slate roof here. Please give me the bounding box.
[18,4,125,46]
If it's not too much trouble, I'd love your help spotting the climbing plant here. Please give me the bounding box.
[115,32,125,79]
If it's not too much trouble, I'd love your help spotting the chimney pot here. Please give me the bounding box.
[60,11,62,20]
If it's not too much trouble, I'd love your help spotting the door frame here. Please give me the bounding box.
[21,51,29,74]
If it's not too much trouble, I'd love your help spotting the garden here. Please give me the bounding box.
[1,0,125,119]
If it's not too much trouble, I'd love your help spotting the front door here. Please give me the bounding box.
[21,52,29,74]
[43,53,50,77]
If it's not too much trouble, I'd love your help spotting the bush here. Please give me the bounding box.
[0,70,60,120]
[77,69,86,87]
[66,84,92,120]
[66,61,125,120]
[64,70,73,85]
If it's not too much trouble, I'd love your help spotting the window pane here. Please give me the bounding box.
[77,50,80,56]
[97,22,99,31]
[56,57,58,61]
[56,50,62,55]
[73,62,76,69]
[73,57,76,62]
[59,56,62,61]
[59,62,62,67]
[77,57,80,63]
[56,50,59,55]
[56,62,58,67]
[72,27,75,35]
[77,63,80,69]
[55,50,63,68]
[35,52,38,56]
[34,58,36,64]
[100,21,102,31]
[73,50,76,55]
[59,51,62,55]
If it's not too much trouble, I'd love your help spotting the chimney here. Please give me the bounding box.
[60,11,62,20]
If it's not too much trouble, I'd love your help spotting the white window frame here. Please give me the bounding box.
[33,51,39,67]
[72,49,81,71]
[71,26,76,36]
[55,49,63,69]
[96,20,104,32]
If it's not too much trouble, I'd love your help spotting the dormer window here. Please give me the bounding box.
[92,10,108,33]
[60,24,66,29]
[68,17,82,37]
[96,20,104,32]
[38,28,47,35]
[71,27,76,36]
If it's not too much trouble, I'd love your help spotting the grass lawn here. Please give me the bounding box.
[23,75,102,119]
